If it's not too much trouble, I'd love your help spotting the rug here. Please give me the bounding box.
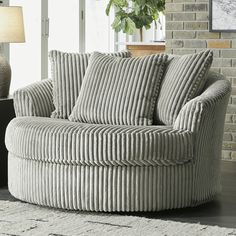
[0,189,235,236]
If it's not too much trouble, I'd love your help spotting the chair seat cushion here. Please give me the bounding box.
[5,117,194,166]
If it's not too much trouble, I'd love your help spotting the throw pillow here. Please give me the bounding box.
[154,50,213,125]
[69,52,168,126]
[49,50,131,119]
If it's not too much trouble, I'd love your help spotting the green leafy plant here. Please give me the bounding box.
[106,0,165,41]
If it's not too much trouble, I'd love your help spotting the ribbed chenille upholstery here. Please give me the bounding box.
[5,117,193,166]
[155,50,213,125]
[69,52,168,126]
[49,50,131,119]
[8,154,195,212]
[13,79,54,117]
[7,69,231,212]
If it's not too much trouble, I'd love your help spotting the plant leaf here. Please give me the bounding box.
[124,17,136,35]
[106,0,114,15]
[113,0,128,8]
[106,0,166,34]
[111,15,122,29]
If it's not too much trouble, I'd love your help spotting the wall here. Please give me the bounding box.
[0,1,3,54]
[165,0,236,161]
[0,44,3,54]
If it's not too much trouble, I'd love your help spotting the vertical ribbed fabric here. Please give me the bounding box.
[173,71,231,204]
[13,79,54,117]
[69,52,168,126]
[154,50,213,125]
[49,50,131,119]
[7,70,231,212]
[5,117,193,166]
[8,153,195,212]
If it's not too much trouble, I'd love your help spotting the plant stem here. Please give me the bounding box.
[139,28,143,42]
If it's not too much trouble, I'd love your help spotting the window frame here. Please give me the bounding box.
[6,0,124,83]
[6,0,85,81]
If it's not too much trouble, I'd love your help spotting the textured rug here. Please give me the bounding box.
[0,190,236,236]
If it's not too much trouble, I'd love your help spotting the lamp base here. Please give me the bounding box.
[0,54,11,98]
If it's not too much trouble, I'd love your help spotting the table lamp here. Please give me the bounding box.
[0,6,25,98]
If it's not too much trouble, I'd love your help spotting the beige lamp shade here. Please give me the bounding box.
[0,6,25,43]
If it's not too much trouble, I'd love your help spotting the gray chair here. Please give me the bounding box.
[5,71,231,211]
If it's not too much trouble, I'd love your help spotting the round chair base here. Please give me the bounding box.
[8,153,218,212]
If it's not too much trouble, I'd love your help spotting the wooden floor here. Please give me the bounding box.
[0,161,235,228]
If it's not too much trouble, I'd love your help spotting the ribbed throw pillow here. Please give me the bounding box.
[49,50,131,119]
[154,50,213,125]
[69,52,168,126]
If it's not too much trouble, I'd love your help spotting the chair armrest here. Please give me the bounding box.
[13,79,54,117]
[173,72,231,133]
[173,72,231,196]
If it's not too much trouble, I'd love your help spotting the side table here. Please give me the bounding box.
[0,97,15,187]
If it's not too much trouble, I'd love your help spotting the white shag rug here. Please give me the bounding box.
[0,190,235,236]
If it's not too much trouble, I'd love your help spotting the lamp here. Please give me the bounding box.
[0,6,25,98]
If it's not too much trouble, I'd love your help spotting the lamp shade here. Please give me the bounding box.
[0,6,25,43]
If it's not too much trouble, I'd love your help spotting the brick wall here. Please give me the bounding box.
[166,0,236,161]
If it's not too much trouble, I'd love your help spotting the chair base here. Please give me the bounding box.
[8,153,218,212]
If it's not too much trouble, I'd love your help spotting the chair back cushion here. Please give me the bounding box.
[49,50,131,119]
[154,50,213,125]
[69,52,168,126]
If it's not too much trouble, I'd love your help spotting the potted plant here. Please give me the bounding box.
[106,0,165,42]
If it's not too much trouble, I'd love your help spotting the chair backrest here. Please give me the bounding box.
[200,70,231,98]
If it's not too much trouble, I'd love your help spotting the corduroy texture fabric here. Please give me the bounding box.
[69,52,168,126]
[155,50,213,125]
[8,153,196,212]
[49,50,131,119]
[174,71,231,203]
[13,79,54,117]
[5,117,193,166]
[7,71,231,212]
